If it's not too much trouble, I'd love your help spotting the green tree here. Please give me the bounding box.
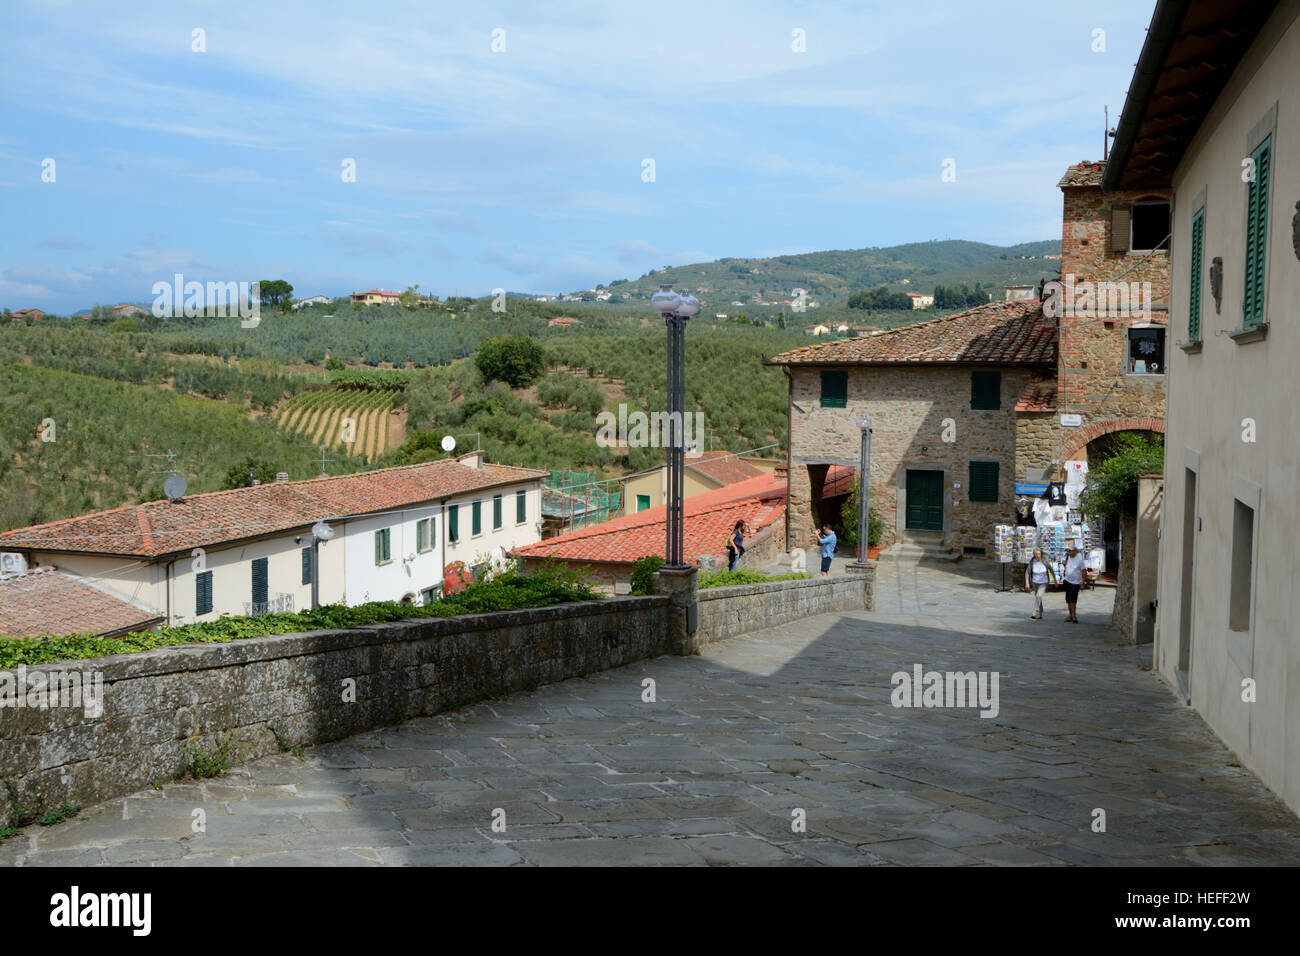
[399,284,422,308]
[223,457,279,489]
[474,335,547,388]
[1079,433,1164,517]
[839,486,884,550]
[258,279,294,306]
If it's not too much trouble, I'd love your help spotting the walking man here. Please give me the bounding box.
[1062,541,1085,623]
[816,524,837,577]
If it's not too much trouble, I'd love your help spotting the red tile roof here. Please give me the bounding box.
[823,465,855,497]
[766,300,1056,367]
[515,473,786,566]
[686,451,765,487]
[0,568,162,639]
[0,460,547,559]
[1014,374,1058,412]
[1058,161,1105,188]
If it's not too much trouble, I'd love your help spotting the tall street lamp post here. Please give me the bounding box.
[854,415,873,565]
[652,284,699,567]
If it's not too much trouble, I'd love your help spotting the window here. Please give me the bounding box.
[251,557,268,613]
[820,370,847,408]
[1130,200,1171,252]
[195,570,213,616]
[416,517,434,553]
[968,461,999,502]
[1229,499,1255,631]
[448,504,459,542]
[636,494,651,512]
[1243,135,1271,329]
[1127,327,1165,374]
[301,546,312,586]
[970,371,1001,410]
[492,494,503,530]
[472,500,482,535]
[374,528,391,565]
[516,489,527,523]
[420,586,441,606]
[1188,208,1205,342]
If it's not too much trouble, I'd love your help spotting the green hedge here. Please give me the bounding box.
[0,562,598,667]
[698,569,810,589]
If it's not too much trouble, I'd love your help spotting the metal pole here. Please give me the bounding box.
[311,538,320,610]
[857,422,872,563]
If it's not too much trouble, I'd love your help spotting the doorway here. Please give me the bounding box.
[1177,467,1197,695]
[905,470,944,531]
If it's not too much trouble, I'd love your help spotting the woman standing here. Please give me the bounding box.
[1062,542,1086,623]
[725,520,747,571]
[1024,548,1052,620]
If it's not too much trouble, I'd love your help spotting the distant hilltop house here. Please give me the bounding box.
[350,289,402,306]
[905,292,935,309]
[534,295,558,302]
[0,455,546,631]
[803,324,830,336]
[112,304,149,317]
[851,325,882,336]
[294,295,331,309]
[547,316,583,328]
[1004,285,1037,302]
[10,309,45,321]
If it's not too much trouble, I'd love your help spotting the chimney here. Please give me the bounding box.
[458,450,484,469]
[774,465,788,482]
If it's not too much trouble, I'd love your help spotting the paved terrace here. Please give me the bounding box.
[5,561,1299,866]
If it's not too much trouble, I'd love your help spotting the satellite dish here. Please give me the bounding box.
[163,474,187,501]
[440,435,457,453]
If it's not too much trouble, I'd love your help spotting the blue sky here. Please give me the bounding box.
[1,0,1157,312]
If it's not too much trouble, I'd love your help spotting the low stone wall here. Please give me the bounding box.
[695,569,874,645]
[0,596,670,822]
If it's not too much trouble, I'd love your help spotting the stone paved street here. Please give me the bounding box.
[5,561,1299,866]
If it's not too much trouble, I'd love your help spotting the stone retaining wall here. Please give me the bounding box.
[0,596,670,823]
[696,569,874,645]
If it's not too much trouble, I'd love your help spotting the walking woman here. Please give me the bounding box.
[1024,548,1053,620]
[1062,541,1086,623]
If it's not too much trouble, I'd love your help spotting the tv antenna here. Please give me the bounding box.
[147,449,181,475]
[315,446,336,476]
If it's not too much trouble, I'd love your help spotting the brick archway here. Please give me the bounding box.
[1061,415,1164,464]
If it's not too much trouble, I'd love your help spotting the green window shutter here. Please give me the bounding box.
[820,370,848,408]
[301,546,312,586]
[449,505,459,542]
[636,494,650,512]
[382,528,391,561]
[493,494,502,530]
[1188,209,1204,342]
[374,528,390,564]
[374,530,382,564]
[1244,138,1271,328]
[196,570,213,616]
[472,500,482,535]
[971,371,1001,410]
[516,489,526,523]
[417,519,426,552]
[251,557,268,610]
[969,461,999,502]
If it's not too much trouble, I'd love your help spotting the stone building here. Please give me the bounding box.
[770,160,1171,558]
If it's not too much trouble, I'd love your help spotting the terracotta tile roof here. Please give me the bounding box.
[0,568,163,639]
[0,460,547,559]
[1057,160,1106,188]
[686,451,765,487]
[515,473,786,566]
[1014,374,1058,412]
[823,465,855,497]
[766,300,1056,367]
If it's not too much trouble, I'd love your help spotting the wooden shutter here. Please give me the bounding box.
[1244,139,1271,328]
[969,461,999,502]
[448,505,459,542]
[472,500,482,535]
[493,494,502,530]
[196,570,213,616]
[820,370,848,408]
[1111,205,1131,253]
[1189,210,1204,342]
[301,547,312,586]
[251,557,268,610]
[971,371,1001,410]
[516,490,526,523]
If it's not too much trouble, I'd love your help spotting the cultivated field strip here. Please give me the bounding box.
[275,388,397,460]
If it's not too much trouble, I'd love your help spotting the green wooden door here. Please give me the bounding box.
[905,470,943,531]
